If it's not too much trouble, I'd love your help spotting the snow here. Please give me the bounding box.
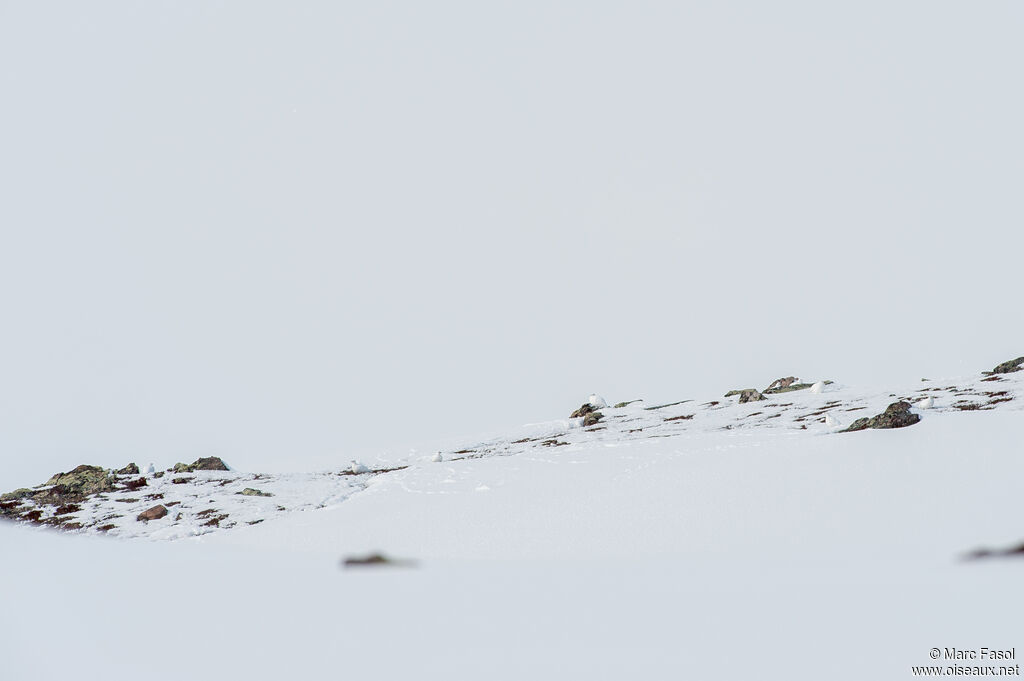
[1,371,1022,679]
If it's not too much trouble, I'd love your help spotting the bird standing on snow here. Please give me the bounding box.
[824,414,842,428]
[588,393,608,409]
[810,381,825,394]
[431,452,443,463]
[143,463,155,475]
[349,460,370,474]
[917,396,935,409]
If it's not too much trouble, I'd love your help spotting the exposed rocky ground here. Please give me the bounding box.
[2,356,1020,542]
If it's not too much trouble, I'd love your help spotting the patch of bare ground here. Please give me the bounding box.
[665,414,694,422]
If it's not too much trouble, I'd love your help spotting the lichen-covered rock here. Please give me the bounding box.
[40,465,115,500]
[763,377,815,394]
[189,457,229,471]
[841,401,920,433]
[0,488,34,502]
[991,357,1024,374]
[237,488,273,497]
[764,377,798,392]
[582,411,603,427]
[724,388,754,398]
[738,389,766,404]
[136,505,168,522]
[172,463,191,473]
[117,463,140,475]
[570,403,595,419]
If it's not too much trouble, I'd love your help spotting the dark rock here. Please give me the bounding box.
[991,357,1024,374]
[841,401,921,433]
[738,389,766,404]
[724,388,754,398]
[342,553,417,568]
[582,411,603,427]
[123,477,147,491]
[136,505,168,522]
[237,488,273,497]
[152,471,165,479]
[171,463,191,473]
[171,477,192,484]
[54,504,81,515]
[613,400,642,408]
[189,457,229,471]
[763,377,815,394]
[570,403,595,419]
[117,463,140,475]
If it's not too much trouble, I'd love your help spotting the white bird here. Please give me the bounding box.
[588,393,608,409]
[810,381,825,394]
[349,460,370,474]
[143,463,155,475]
[917,396,935,409]
[824,414,842,428]
[431,452,444,463]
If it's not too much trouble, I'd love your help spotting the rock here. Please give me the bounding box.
[117,463,140,475]
[237,488,273,497]
[764,377,798,392]
[841,401,920,433]
[991,356,1024,374]
[153,471,165,479]
[582,411,604,427]
[614,400,642,408]
[172,463,191,473]
[136,505,168,522]
[123,477,147,491]
[1,488,35,502]
[189,457,229,471]
[342,552,417,568]
[763,377,814,394]
[738,389,766,404]
[724,389,754,398]
[570,403,595,419]
[37,465,116,503]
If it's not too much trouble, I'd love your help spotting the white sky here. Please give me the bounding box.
[1,1,1021,487]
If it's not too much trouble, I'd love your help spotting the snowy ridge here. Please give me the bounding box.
[3,368,1020,541]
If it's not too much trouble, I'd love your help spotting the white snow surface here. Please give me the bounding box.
[2,371,1022,680]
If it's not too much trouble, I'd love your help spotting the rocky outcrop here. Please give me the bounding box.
[990,357,1024,374]
[841,401,920,433]
[137,505,168,522]
[190,457,229,471]
[582,411,604,427]
[237,488,273,497]
[117,463,140,475]
[738,389,766,404]
[763,377,815,394]
[570,403,596,419]
[171,457,230,474]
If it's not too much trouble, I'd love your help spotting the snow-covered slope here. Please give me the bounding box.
[1,366,1022,680]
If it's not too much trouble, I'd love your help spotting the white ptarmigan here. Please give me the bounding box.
[824,414,842,428]
[142,463,156,475]
[431,452,444,463]
[588,394,608,409]
[810,381,826,394]
[917,396,935,409]
[349,460,370,474]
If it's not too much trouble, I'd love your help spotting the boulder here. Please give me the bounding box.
[117,463,140,475]
[763,377,815,394]
[189,457,230,471]
[570,403,595,419]
[39,465,115,501]
[171,463,191,473]
[136,505,168,522]
[237,488,273,497]
[841,401,920,433]
[582,411,603,427]
[738,389,766,404]
[991,357,1024,374]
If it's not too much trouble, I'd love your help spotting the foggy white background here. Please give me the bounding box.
[1,1,1021,488]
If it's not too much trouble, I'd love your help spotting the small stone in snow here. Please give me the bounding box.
[137,505,168,522]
